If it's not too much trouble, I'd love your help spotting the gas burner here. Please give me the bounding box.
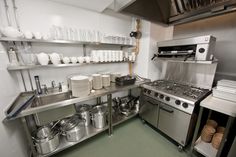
[145,80,209,101]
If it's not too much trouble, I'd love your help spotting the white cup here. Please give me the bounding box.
[33,32,42,39]
[62,57,70,64]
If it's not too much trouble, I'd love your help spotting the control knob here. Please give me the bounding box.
[154,93,159,97]
[159,94,164,99]
[175,100,181,105]
[165,97,170,101]
[147,90,151,94]
[182,103,189,108]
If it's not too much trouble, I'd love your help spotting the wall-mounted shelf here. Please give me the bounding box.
[0,37,135,47]
[7,61,133,71]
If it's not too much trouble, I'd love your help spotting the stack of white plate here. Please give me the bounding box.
[110,73,121,82]
[102,75,110,87]
[213,79,236,102]
[92,74,102,90]
[71,76,90,97]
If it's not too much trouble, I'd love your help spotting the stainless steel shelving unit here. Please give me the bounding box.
[0,37,135,47]
[7,61,133,71]
[5,80,149,157]
[1,36,141,157]
[37,112,138,157]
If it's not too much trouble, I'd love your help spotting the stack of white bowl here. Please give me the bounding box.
[71,76,90,97]
[92,74,103,90]
[102,75,111,87]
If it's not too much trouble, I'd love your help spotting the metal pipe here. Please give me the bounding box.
[3,0,12,26]
[27,70,34,91]
[107,94,113,136]
[20,70,27,91]
[21,117,37,157]
[12,0,21,31]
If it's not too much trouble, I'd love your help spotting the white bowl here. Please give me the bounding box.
[24,31,33,39]
[62,57,70,64]
[49,53,61,65]
[78,57,84,63]
[1,26,23,38]
[36,52,49,65]
[70,57,77,64]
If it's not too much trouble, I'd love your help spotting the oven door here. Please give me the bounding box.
[139,95,159,128]
[158,104,191,146]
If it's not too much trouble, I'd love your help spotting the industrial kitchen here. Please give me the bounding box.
[0,0,235,157]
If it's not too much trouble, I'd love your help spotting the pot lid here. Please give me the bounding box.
[61,116,84,131]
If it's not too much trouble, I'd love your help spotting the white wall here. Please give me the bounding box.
[0,0,133,156]
[133,21,173,81]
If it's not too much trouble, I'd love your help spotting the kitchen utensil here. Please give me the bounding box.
[71,75,90,97]
[76,104,92,126]
[92,74,102,90]
[62,57,70,64]
[33,130,60,155]
[49,53,61,65]
[60,116,85,142]
[91,105,107,129]
[36,126,53,139]
[102,75,110,87]
[36,52,49,65]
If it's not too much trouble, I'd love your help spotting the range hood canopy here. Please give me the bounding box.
[118,0,236,25]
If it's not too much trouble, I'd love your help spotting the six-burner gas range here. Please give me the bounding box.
[139,80,210,149]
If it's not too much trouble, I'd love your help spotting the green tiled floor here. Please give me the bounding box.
[53,118,189,157]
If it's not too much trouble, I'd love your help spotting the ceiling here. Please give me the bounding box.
[49,0,114,12]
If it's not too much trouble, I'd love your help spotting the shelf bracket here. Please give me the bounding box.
[83,44,86,56]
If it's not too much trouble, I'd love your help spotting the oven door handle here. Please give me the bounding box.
[160,106,174,113]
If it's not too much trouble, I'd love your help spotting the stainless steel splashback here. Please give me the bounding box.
[162,62,217,89]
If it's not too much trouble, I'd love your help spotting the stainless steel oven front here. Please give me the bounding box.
[158,104,192,146]
[139,95,160,128]
[139,94,194,147]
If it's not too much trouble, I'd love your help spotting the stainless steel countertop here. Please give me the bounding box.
[6,80,149,120]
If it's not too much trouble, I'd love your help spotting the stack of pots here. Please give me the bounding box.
[77,104,92,126]
[60,116,85,142]
[91,105,108,129]
[32,126,60,155]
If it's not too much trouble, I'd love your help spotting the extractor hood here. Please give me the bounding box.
[117,0,236,24]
